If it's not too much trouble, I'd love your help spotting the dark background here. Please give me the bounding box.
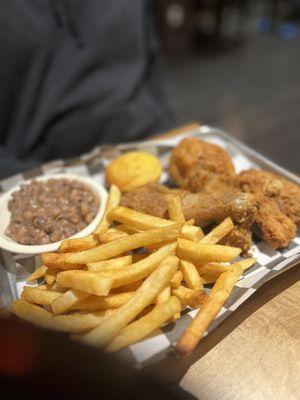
[154,0,300,173]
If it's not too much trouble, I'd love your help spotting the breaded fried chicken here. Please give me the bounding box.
[169,137,235,192]
[237,169,300,225]
[236,169,300,248]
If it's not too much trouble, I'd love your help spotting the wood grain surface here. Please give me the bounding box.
[153,124,300,400]
[180,281,300,400]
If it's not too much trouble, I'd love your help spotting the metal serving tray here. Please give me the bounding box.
[1,125,299,368]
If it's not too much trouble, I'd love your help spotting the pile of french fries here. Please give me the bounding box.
[11,184,255,356]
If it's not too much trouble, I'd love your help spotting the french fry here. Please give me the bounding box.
[21,287,61,306]
[98,230,129,244]
[56,270,113,296]
[170,270,183,289]
[64,223,183,264]
[70,292,135,311]
[180,225,204,241]
[11,300,109,333]
[35,285,48,290]
[53,312,109,333]
[94,184,121,234]
[175,258,255,356]
[172,285,207,308]
[106,296,181,352]
[114,224,140,234]
[165,194,185,222]
[11,299,56,330]
[96,243,177,288]
[112,280,144,293]
[177,238,241,265]
[26,266,48,282]
[87,255,132,272]
[46,282,66,292]
[52,289,90,314]
[108,206,173,230]
[82,255,179,347]
[45,268,60,285]
[200,273,222,284]
[59,235,98,253]
[199,217,234,244]
[42,252,85,270]
[180,259,203,290]
[197,262,230,275]
[155,286,171,304]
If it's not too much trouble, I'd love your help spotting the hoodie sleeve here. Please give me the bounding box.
[0,146,38,180]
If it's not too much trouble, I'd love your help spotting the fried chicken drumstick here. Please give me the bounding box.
[121,183,256,253]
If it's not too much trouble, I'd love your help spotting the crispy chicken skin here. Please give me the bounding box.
[252,194,296,249]
[236,169,300,225]
[236,169,300,248]
[220,226,253,255]
[121,183,256,228]
[169,137,235,192]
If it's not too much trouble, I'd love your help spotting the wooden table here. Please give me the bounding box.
[153,123,300,400]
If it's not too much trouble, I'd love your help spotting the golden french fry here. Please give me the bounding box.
[155,286,171,304]
[180,225,204,242]
[42,252,85,270]
[45,268,60,285]
[180,259,203,290]
[65,223,183,264]
[21,287,61,306]
[108,206,173,230]
[177,238,241,265]
[82,255,179,348]
[35,285,48,290]
[170,270,183,289]
[114,224,140,234]
[172,285,207,308]
[87,255,132,272]
[165,194,185,222]
[11,300,109,333]
[175,258,255,356]
[112,280,144,293]
[59,235,98,253]
[98,230,129,244]
[11,299,55,329]
[46,282,66,292]
[52,289,90,314]
[56,270,113,296]
[94,185,121,235]
[200,273,222,284]
[71,292,135,311]
[199,217,234,244]
[97,243,177,288]
[106,296,181,352]
[197,262,230,275]
[52,312,109,333]
[26,266,48,282]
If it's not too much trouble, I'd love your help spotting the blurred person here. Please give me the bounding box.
[0,316,195,400]
[0,1,175,179]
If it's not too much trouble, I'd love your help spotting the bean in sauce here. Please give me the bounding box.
[5,179,100,245]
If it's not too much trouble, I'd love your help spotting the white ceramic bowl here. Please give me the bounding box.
[0,174,108,254]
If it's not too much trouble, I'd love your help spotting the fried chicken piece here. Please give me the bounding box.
[121,183,256,228]
[236,169,300,248]
[169,137,235,192]
[253,194,297,249]
[237,169,300,225]
[220,226,253,254]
